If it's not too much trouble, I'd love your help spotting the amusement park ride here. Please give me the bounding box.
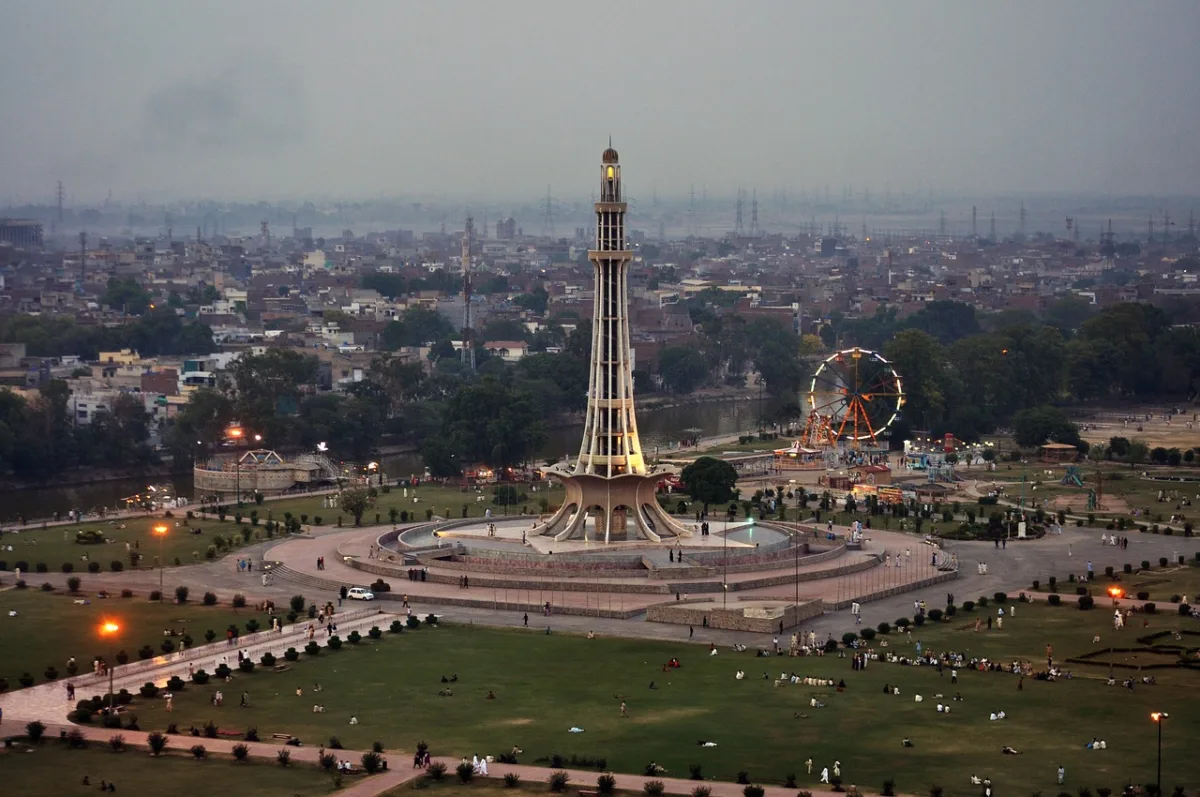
[803,347,906,449]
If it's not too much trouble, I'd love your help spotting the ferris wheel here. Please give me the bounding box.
[807,347,905,445]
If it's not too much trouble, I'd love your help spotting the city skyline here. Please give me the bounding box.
[3,1,1200,203]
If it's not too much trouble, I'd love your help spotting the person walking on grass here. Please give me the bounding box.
[1057,765,1064,785]
[620,701,628,718]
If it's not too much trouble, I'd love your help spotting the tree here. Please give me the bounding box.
[904,300,980,345]
[1124,439,1149,470]
[658,346,709,394]
[754,339,805,397]
[361,272,407,299]
[884,329,947,430]
[1010,406,1081,449]
[513,286,549,315]
[102,277,152,316]
[339,489,371,526]
[680,457,739,513]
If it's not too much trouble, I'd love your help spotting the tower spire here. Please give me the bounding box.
[534,144,688,543]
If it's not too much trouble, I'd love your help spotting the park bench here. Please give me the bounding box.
[273,664,291,672]
[217,729,241,738]
[271,733,294,741]
[578,790,599,797]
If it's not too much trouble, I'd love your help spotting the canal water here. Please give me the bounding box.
[0,397,772,522]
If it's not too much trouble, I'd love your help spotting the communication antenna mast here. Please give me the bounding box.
[735,189,744,236]
[542,185,555,238]
[1100,219,1115,259]
[749,189,760,236]
[989,210,996,241]
[972,205,977,237]
[78,231,87,284]
[1019,201,1026,236]
[56,181,65,223]
[687,185,695,236]
[461,216,476,371]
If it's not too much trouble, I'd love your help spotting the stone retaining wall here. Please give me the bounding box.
[671,554,880,595]
[345,558,671,594]
[646,599,824,633]
[374,590,644,620]
[822,569,960,610]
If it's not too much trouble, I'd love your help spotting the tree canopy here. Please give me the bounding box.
[681,456,739,511]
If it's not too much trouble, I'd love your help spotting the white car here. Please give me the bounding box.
[346,587,375,601]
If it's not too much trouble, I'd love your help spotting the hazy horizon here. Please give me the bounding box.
[3,0,1199,205]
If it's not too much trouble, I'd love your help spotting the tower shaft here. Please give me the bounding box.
[577,154,642,477]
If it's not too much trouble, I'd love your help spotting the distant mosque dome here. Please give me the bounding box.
[602,147,619,164]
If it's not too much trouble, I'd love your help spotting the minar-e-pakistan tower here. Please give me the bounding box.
[538,145,689,543]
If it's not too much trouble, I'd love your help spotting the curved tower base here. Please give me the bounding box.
[535,466,693,543]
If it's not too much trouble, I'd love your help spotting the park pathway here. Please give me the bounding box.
[0,720,848,797]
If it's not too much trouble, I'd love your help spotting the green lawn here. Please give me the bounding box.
[382,782,637,797]
[1122,564,1200,602]
[117,605,1200,796]
[0,589,271,690]
[0,514,268,574]
[261,482,565,528]
[0,743,338,796]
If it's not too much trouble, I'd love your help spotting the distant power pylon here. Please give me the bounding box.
[972,206,977,237]
[78,231,87,284]
[749,189,760,236]
[461,216,475,371]
[542,185,555,238]
[735,190,744,236]
[56,181,65,223]
[989,211,996,241]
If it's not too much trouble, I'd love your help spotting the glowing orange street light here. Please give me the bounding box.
[99,621,120,714]
[1151,712,1169,792]
[226,426,246,504]
[153,523,169,598]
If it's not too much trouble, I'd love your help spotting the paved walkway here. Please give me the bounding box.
[0,606,390,725]
[0,717,850,797]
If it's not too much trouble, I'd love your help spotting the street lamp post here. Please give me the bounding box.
[227,426,245,506]
[100,621,120,715]
[1152,711,1168,795]
[723,508,733,609]
[153,524,168,599]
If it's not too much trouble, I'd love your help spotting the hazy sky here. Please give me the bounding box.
[3,0,1199,204]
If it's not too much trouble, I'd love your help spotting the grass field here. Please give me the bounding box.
[0,514,267,574]
[381,781,636,797]
[261,482,566,528]
[1120,564,1200,602]
[114,604,1200,796]
[0,589,271,690]
[0,743,337,796]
